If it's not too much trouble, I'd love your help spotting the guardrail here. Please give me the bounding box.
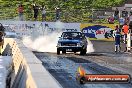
[3,38,62,88]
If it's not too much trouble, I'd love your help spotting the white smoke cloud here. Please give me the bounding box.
[87,39,95,53]
[22,36,33,49]
[22,21,94,53]
[22,21,64,52]
[22,32,61,52]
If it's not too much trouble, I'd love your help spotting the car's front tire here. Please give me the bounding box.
[57,48,60,55]
[80,48,87,55]
[62,50,66,54]
[83,48,87,54]
[74,51,76,53]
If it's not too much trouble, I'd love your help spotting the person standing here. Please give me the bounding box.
[18,4,24,21]
[41,5,46,22]
[122,9,128,18]
[122,23,129,52]
[33,4,39,21]
[55,7,61,21]
[114,25,121,52]
[114,8,119,20]
[119,17,125,29]
[125,16,130,25]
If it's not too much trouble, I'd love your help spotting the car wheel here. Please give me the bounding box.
[83,48,87,55]
[62,50,66,54]
[80,50,84,55]
[74,51,76,53]
[57,48,60,55]
[80,48,87,55]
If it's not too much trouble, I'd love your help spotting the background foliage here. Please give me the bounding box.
[0,0,125,22]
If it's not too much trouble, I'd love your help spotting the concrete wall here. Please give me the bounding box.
[3,38,62,88]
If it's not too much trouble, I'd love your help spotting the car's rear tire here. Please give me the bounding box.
[62,50,66,54]
[57,48,60,55]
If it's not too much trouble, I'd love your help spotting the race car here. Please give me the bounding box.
[57,29,88,55]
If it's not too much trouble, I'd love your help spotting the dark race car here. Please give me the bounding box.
[57,29,88,55]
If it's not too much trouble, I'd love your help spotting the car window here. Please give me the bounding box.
[62,32,82,39]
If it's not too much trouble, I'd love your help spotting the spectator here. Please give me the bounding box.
[18,4,24,21]
[119,17,125,29]
[41,5,46,21]
[55,7,61,21]
[114,25,121,52]
[125,16,130,24]
[33,4,39,21]
[122,9,128,18]
[114,8,119,20]
[108,16,114,24]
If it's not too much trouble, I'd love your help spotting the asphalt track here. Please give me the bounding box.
[34,52,132,88]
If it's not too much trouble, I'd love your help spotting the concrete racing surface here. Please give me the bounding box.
[33,51,132,88]
[91,40,126,53]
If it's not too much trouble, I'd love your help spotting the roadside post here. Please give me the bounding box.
[127,21,132,52]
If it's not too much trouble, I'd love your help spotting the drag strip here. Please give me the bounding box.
[33,52,132,88]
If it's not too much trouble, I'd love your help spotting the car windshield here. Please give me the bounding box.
[62,32,82,39]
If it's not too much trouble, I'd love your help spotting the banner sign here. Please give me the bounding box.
[80,24,115,39]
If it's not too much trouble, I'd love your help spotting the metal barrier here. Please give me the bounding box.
[2,38,62,88]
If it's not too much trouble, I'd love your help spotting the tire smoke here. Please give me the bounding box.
[22,32,61,52]
[22,21,94,53]
[87,39,95,53]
